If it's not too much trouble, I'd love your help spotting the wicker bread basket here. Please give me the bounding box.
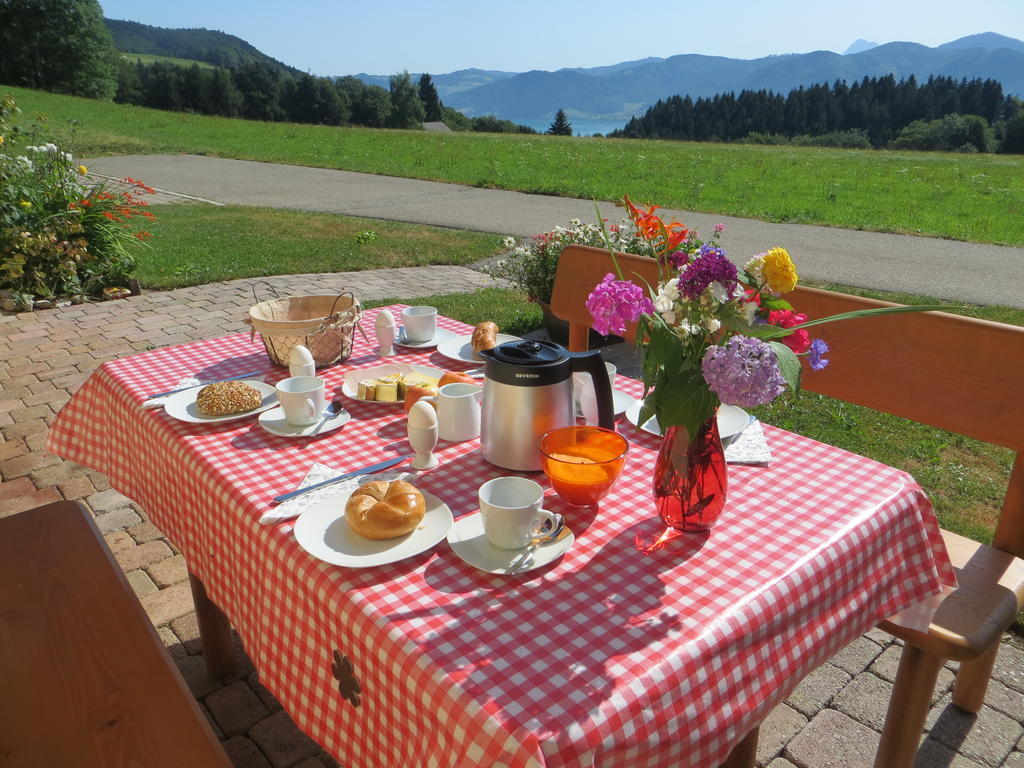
[246,291,363,368]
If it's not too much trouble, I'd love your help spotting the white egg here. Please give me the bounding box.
[407,400,437,429]
[375,311,396,329]
[288,345,316,377]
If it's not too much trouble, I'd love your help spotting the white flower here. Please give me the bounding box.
[708,281,729,303]
[703,317,721,333]
[745,255,765,282]
[660,309,676,326]
[569,218,581,227]
[653,293,674,312]
[502,236,516,249]
[740,301,758,325]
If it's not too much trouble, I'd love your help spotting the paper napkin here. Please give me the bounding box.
[258,463,412,525]
[724,419,771,465]
[141,377,203,409]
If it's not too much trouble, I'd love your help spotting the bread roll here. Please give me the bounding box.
[196,380,262,416]
[471,321,499,354]
[345,479,426,539]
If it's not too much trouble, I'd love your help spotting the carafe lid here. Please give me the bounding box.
[480,340,571,386]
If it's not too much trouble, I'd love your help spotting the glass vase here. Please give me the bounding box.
[653,416,728,531]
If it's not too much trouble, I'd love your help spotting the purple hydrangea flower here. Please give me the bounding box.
[701,336,787,407]
[678,245,738,300]
[586,274,654,336]
[807,338,830,370]
[668,249,690,269]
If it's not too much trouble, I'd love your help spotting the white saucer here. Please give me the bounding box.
[575,388,636,418]
[258,406,351,437]
[294,487,453,568]
[436,333,522,364]
[395,327,457,349]
[624,402,752,439]
[163,380,277,423]
[446,512,575,575]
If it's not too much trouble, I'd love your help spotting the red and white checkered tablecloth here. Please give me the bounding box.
[47,306,956,768]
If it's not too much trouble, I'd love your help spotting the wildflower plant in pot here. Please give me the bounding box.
[587,196,944,534]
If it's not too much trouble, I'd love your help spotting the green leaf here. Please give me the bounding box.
[760,294,793,311]
[769,340,802,395]
[787,304,954,331]
[653,366,717,436]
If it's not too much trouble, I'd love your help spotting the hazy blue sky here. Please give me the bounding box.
[98,0,1024,77]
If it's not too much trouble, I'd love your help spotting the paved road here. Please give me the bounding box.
[85,154,1024,308]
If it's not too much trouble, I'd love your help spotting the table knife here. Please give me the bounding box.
[272,456,409,503]
[146,370,265,399]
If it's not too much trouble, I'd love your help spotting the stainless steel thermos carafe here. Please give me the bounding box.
[479,340,614,471]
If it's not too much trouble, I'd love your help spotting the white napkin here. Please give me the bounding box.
[258,463,412,525]
[724,420,771,465]
[142,377,202,408]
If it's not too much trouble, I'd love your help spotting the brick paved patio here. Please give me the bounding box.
[1,268,1022,768]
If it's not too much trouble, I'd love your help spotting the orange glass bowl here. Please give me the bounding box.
[538,426,629,507]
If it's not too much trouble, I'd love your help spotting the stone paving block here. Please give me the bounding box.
[914,736,989,767]
[125,569,158,598]
[1,417,48,439]
[0,479,62,517]
[829,636,886,677]
[757,703,807,765]
[869,645,957,702]
[221,735,272,768]
[206,680,271,737]
[765,760,798,768]
[0,439,27,462]
[199,701,225,741]
[1,449,60,480]
[59,474,96,500]
[146,553,188,587]
[126,520,165,543]
[980,678,1024,720]
[927,699,1022,766]
[249,710,320,768]
[140,580,194,626]
[784,709,879,768]
[115,537,173,572]
[103,530,135,554]
[1002,751,1024,768]
[157,626,187,658]
[87,487,136,513]
[993,641,1024,694]
[174,653,223,699]
[170,611,205,655]
[93,506,142,534]
[786,663,851,718]
[833,672,893,731]
[248,671,284,714]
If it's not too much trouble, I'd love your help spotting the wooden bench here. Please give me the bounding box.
[0,500,232,768]
[551,244,1024,768]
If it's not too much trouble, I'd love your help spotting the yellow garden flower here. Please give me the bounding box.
[18,200,31,209]
[762,247,798,294]
[78,164,88,175]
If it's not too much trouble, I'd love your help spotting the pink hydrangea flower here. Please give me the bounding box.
[586,274,654,336]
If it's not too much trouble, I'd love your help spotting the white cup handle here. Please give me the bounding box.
[302,397,316,421]
[531,510,563,538]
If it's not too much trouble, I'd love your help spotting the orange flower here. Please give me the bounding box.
[623,194,689,257]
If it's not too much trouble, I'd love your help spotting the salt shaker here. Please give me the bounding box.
[407,400,439,470]
[375,310,396,357]
[288,345,316,377]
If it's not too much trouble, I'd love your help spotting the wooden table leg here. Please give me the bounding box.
[189,572,237,678]
[719,726,759,768]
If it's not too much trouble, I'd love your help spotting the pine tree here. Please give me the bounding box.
[388,71,425,129]
[547,109,573,136]
[418,74,444,122]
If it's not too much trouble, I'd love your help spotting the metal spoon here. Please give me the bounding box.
[506,517,566,575]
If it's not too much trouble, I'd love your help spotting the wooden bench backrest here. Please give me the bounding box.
[551,244,1024,554]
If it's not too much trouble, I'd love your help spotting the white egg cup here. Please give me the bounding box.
[375,311,396,357]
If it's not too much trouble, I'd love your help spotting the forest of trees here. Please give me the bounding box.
[613,74,1023,153]
[112,58,536,134]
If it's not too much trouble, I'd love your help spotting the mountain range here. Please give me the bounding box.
[357,32,1024,127]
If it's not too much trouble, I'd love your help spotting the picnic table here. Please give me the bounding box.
[46,306,955,768]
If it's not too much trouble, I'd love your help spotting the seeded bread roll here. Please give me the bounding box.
[345,479,426,539]
[196,380,262,416]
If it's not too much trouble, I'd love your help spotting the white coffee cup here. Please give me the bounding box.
[401,306,438,343]
[421,382,481,442]
[478,477,562,550]
[275,376,326,426]
[574,362,617,424]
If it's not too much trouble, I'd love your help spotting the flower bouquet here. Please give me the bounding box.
[587,196,943,532]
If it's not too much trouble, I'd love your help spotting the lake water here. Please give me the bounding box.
[510,117,629,136]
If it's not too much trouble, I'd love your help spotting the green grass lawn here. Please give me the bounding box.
[136,204,502,289]
[118,53,215,69]
[7,86,1024,246]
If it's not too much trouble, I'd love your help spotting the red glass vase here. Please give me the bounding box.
[653,416,728,531]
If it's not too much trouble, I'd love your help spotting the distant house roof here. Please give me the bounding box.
[423,122,452,132]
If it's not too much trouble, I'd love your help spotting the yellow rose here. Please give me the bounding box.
[762,247,798,294]
[78,164,88,175]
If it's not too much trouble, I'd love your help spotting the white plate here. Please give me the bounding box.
[294,485,454,568]
[163,380,277,423]
[436,333,522,364]
[341,363,445,405]
[446,511,575,575]
[624,402,751,439]
[258,405,351,438]
[575,388,636,418]
[395,327,457,349]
